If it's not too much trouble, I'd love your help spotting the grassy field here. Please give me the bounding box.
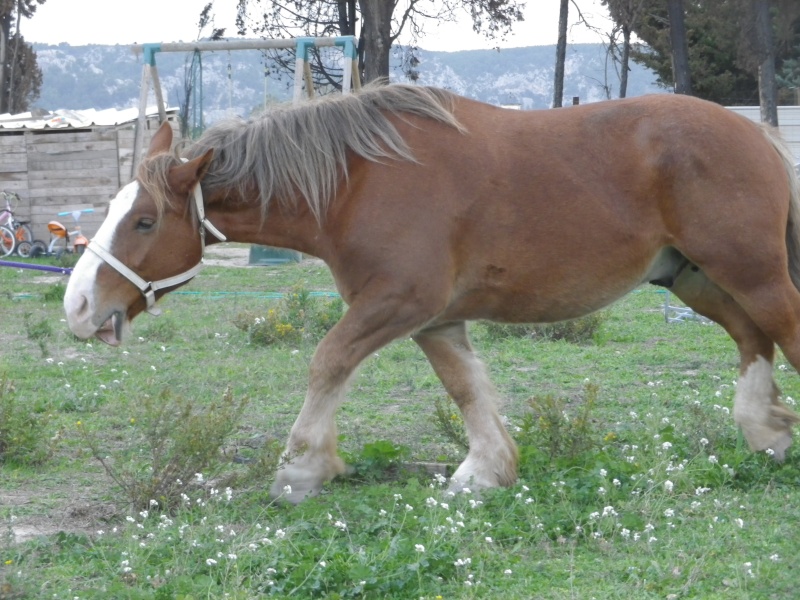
[2,246,800,599]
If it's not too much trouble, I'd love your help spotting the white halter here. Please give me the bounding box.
[87,180,226,316]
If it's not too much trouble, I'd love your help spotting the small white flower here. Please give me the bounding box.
[415,544,425,552]
[319,560,326,567]
[504,569,512,574]
[735,518,744,528]
[708,455,719,464]
[206,558,217,566]
[664,480,674,492]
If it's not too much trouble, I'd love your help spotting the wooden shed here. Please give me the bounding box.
[0,108,179,241]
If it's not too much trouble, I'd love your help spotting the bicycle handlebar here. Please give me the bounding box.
[57,208,95,217]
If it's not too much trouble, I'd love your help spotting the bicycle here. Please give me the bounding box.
[16,208,93,258]
[0,191,33,257]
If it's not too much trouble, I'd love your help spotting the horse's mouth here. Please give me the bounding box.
[95,311,124,346]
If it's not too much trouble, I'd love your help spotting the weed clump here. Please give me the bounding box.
[233,286,343,346]
[0,377,53,466]
[433,396,469,450]
[80,387,250,510]
[43,282,65,303]
[522,382,600,462]
[23,312,52,357]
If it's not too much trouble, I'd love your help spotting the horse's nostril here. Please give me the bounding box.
[77,295,90,318]
[65,291,90,321]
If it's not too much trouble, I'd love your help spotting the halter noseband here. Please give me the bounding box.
[87,179,226,316]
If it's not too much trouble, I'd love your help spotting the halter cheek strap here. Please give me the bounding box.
[87,180,226,316]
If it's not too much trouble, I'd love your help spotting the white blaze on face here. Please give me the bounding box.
[63,182,142,339]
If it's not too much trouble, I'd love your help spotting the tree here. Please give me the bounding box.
[0,0,45,114]
[601,0,646,98]
[220,0,523,88]
[666,0,691,94]
[610,0,800,106]
[754,0,778,125]
[553,0,568,107]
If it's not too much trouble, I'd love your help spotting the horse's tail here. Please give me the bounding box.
[763,124,800,290]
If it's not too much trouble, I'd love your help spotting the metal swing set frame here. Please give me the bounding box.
[129,35,361,176]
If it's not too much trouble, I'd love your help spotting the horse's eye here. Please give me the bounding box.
[136,218,155,232]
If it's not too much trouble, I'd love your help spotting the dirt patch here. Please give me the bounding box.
[204,243,252,267]
[1,487,119,544]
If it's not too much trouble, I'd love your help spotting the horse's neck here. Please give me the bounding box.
[207,193,330,259]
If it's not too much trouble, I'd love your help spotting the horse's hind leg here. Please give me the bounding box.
[670,267,800,458]
[413,321,518,491]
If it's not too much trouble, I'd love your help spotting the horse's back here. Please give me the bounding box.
[329,91,791,325]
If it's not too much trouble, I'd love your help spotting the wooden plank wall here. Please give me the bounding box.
[0,117,180,242]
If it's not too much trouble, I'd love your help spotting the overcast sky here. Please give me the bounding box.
[24,1,615,51]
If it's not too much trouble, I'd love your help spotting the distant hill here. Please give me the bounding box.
[32,42,662,121]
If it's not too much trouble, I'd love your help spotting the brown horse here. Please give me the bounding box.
[64,84,800,503]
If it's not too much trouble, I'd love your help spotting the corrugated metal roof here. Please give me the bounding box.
[0,106,178,130]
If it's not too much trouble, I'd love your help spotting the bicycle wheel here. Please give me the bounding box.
[15,240,32,257]
[15,223,32,244]
[0,225,14,256]
[30,240,47,258]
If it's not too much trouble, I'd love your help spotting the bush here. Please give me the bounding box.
[482,311,607,344]
[233,286,343,346]
[0,377,53,466]
[79,387,249,510]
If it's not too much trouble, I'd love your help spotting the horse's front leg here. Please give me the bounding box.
[270,293,429,504]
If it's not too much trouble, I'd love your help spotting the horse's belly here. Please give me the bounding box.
[443,256,659,324]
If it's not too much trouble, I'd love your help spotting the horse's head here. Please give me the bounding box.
[64,122,214,346]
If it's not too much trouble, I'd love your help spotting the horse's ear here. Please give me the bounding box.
[147,121,174,157]
[169,149,214,196]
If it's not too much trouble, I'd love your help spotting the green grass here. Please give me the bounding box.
[1,249,800,598]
